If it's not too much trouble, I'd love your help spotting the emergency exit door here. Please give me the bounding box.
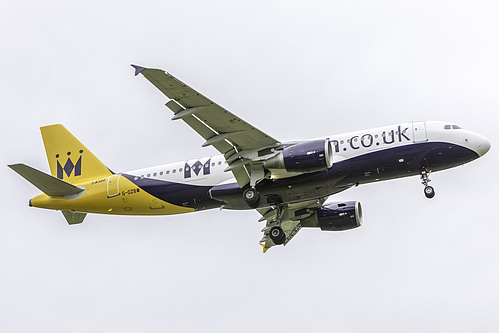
[107,174,121,198]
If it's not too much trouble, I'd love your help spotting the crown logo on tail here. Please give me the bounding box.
[56,150,83,179]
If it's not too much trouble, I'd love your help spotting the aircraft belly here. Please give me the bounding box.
[211,169,345,209]
[335,142,479,186]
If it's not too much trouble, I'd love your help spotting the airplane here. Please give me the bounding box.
[9,65,491,252]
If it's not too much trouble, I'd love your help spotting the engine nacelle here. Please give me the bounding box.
[301,201,363,231]
[263,139,333,173]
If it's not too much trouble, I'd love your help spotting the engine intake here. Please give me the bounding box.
[264,139,333,173]
[301,201,363,231]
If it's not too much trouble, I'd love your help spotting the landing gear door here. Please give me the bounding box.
[412,122,428,143]
[107,174,121,198]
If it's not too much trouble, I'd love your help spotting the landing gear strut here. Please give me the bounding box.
[420,168,435,199]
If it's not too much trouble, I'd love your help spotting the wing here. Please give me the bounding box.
[257,197,328,253]
[132,65,280,187]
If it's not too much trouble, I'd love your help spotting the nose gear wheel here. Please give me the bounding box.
[420,168,435,199]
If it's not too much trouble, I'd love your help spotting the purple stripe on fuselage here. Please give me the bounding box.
[121,174,221,210]
[122,142,479,211]
[334,141,479,186]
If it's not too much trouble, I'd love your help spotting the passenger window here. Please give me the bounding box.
[147,174,150,177]
[218,161,222,165]
[179,168,183,172]
[166,170,170,175]
[173,169,176,174]
[153,173,157,177]
[160,172,163,176]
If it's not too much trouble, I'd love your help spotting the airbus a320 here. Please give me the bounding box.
[9,65,491,252]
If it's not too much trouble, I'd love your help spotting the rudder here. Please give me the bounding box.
[41,124,112,184]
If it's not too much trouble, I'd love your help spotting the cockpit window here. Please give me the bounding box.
[452,125,461,129]
[444,124,462,130]
[444,125,451,130]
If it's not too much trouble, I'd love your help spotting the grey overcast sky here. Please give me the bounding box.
[1,0,498,332]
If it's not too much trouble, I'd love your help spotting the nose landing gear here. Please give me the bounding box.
[424,185,435,199]
[420,168,435,199]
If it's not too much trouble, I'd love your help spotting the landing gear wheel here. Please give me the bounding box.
[243,187,260,207]
[269,226,286,245]
[424,186,435,199]
[420,168,435,199]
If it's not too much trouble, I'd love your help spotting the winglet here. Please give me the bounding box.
[260,243,269,253]
[131,64,147,76]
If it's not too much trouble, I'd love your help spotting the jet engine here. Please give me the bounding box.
[263,139,333,173]
[301,201,363,231]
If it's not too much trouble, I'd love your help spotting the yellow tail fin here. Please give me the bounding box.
[41,124,112,184]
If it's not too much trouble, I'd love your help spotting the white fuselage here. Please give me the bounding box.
[124,121,490,189]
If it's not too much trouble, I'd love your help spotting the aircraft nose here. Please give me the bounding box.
[475,134,491,157]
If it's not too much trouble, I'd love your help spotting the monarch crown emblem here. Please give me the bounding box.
[56,150,83,179]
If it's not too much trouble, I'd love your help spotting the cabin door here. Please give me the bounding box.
[412,122,428,143]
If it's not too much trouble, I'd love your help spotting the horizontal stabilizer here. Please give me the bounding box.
[8,163,84,197]
[62,211,87,225]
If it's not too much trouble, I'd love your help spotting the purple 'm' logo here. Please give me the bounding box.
[184,158,211,178]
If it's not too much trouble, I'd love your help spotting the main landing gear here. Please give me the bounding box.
[420,168,435,199]
[268,205,286,245]
[269,226,286,245]
[243,187,260,207]
[243,185,286,245]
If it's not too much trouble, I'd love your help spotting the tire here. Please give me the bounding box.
[269,226,286,245]
[243,187,260,206]
[424,186,435,199]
